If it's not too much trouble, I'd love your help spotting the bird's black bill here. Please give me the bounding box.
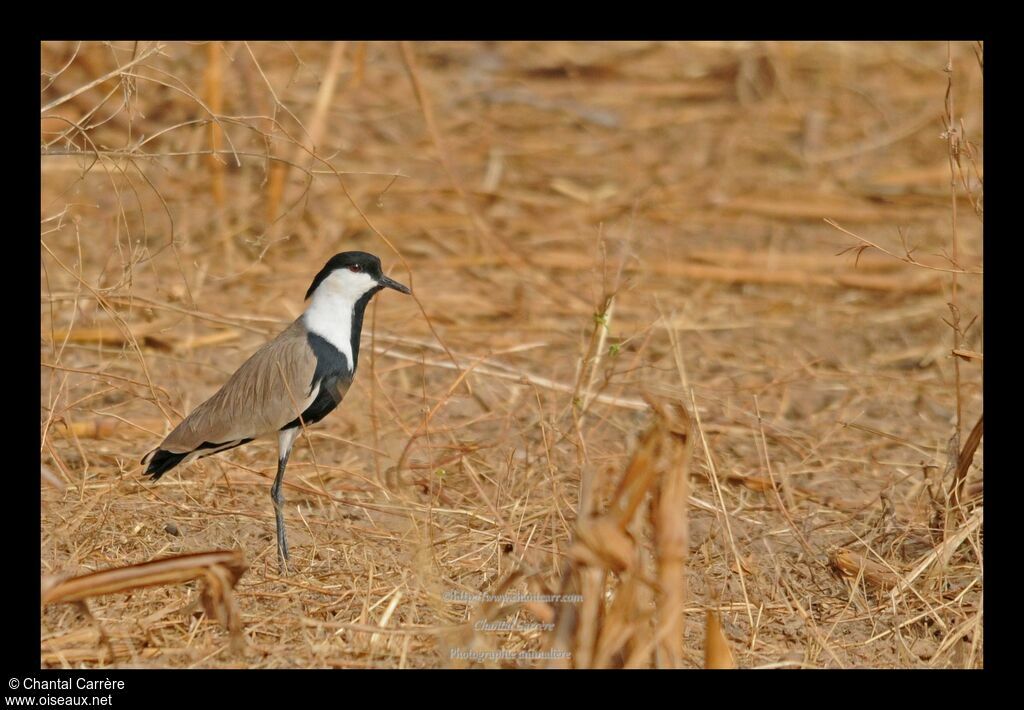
[379,274,411,294]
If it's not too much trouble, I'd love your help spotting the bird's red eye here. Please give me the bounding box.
[348,264,362,272]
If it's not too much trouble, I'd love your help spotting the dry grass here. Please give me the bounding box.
[40,40,982,668]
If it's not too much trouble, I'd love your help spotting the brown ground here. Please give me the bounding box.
[40,41,983,668]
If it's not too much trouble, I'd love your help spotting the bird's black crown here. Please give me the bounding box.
[305,252,384,300]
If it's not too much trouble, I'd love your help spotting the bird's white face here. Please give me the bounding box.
[313,267,380,305]
[303,267,381,369]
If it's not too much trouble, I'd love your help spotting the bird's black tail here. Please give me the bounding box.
[142,438,255,480]
[141,448,188,480]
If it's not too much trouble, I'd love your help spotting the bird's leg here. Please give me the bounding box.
[272,428,299,574]
[271,454,290,573]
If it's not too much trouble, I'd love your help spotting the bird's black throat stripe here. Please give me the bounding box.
[349,286,380,372]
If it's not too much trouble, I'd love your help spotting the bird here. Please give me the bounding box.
[141,251,411,573]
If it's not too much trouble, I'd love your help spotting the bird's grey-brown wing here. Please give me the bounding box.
[155,320,319,454]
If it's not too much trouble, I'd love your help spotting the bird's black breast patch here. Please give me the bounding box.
[280,333,353,431]
[307,332,351,390]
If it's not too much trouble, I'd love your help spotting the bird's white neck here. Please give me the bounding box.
[302,269,379,371]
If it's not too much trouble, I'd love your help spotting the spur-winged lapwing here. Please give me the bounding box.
[142,251,411,572]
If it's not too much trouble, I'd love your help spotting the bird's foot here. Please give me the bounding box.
[276,536,290,575]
